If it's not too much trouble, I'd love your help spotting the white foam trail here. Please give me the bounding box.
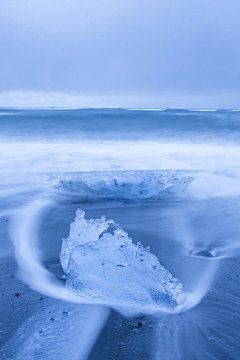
[9,197,104,306]
[9,197,174,315]
[175,260,219,312]
[9,195,221,317]
[8,197,111,359]
[73,306,110,360]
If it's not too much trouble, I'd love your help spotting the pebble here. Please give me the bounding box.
[117,342,127,346]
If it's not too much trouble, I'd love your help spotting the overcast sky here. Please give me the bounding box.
[1,0,240,108]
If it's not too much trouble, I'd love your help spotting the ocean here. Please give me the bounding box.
[1,108,240,359]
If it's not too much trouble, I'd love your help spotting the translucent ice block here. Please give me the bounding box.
[60,210,182,310]
[38,170,202,200]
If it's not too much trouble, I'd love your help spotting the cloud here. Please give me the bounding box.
[1,0,240,107]
[1,91,239,109]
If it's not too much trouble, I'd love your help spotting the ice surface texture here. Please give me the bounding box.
[39,170,202,200]
[60,210,182,310]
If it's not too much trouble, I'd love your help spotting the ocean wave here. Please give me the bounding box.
[0,112,16,116]
[193,109,218,112]
[126,108,167,111]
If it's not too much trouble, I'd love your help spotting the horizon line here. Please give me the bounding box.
[1,107,240,111]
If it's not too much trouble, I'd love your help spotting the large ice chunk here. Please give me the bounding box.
[60,210,182,310]
[38,170,202,200]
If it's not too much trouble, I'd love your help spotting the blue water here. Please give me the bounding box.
[1,108,240,177]
[1,108,240,142]
[1,108,240,359]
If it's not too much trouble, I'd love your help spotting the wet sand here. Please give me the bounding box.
[1,194,240,359]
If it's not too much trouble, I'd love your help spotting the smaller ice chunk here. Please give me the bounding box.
[60,210,182,310]
[37,170,202,200]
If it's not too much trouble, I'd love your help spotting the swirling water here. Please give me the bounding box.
[1,108,240,359]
